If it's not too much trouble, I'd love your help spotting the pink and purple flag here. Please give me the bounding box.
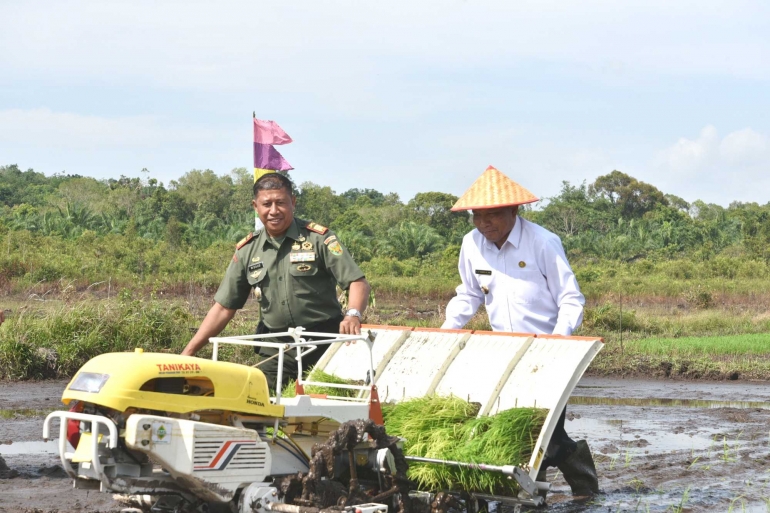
[253,118,293,145]
[253,142,293,172]
[253,118,293,175]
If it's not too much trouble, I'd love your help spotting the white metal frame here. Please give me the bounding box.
[43,411,119,489]
[209,328,377,438]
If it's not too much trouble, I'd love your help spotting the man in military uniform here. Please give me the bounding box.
[182,172,371,388]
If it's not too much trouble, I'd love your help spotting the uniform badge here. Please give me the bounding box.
[290,252,316,263]
[327,240,343,256]
[475,269,492,275]
[232,253,238,263]
[296,264,312,272]
[298,235,306,242]
[248,262,263,272]
[250,270,262,279]
[301,241,313,250]
[292,242,301,251]
[251,256,260,262]
[519,261,526,268]
[324,235,337,245]
[254,287,262,301]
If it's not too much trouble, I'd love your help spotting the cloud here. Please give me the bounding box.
[1,0,769,96]
[658,125,719,174]
[0,108,232,149]
[657,125,769,175]
[653,125,770,204]
[719,128,768,165]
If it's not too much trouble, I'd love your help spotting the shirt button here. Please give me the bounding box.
[281,301,285,305]
[278,276,283,281]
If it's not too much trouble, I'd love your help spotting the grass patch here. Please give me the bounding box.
[627,333,770,356]
[0,408,52,419]
[589,334,770,380]
[0,297,263,380]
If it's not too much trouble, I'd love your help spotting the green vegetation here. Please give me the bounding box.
[2,164,770,381]
[0,297,262,380]
[590,333,770,380]
[382,396,547,494]
[281,368,360,398]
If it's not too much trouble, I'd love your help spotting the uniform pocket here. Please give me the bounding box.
[508,269,545,304]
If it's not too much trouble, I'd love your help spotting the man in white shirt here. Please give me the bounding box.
[442,166,598,496]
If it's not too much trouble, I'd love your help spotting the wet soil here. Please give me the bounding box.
[2,378,770,512]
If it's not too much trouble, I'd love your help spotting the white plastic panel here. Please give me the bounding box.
[498,338,590,411]
[374,331,468,402]
[317,326,603,478]
[316,328,410,381]
[434,333,531,407]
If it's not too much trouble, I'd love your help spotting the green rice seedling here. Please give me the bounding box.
[727,495,746,513]
[281,368,360,398]
[670,486,690,513]
[382,396,546,494]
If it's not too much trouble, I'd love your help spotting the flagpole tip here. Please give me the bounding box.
[253,111,256,119]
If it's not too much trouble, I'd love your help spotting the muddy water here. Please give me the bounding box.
[2,377,770,512]
[530,377,770,512]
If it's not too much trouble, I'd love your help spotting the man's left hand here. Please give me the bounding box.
[339,315,361,336]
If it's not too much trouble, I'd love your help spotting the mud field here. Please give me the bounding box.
[2,378,770,512]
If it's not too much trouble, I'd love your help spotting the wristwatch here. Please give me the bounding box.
[345,308,362,320]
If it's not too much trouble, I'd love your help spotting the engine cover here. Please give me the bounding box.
[125,414,272,502]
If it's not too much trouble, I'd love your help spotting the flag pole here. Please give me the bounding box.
[252,111,263,232]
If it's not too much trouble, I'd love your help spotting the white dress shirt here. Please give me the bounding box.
[442,216,584,335]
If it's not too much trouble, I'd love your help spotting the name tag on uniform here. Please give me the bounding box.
[248,262,263,272]
[290,252,316,263]
[475,269,492,275]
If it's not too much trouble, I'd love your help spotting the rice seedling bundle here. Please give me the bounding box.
[383,396,547,494]
[281,372,547,494]
[281,368,360,398]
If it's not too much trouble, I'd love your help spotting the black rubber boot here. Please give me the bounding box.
[556,440,599,496]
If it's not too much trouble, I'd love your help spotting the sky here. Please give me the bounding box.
[1,1,769,207]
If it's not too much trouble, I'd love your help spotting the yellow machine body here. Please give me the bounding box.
[62,349,284,418]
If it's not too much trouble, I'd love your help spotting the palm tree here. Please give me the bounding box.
[379,221,444,260]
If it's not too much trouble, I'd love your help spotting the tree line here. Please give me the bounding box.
[2,164,770,272]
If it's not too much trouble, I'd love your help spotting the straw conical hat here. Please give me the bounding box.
[451,166,539,211]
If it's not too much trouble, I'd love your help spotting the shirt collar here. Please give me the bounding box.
[482,216,523,250]
[260,218,301,248]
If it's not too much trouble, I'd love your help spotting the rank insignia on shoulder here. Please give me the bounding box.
[236,232,255,250]
[306,222,328,235]
[475,269,492,275]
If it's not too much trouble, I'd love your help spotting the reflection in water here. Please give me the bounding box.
[569,396,770,409]
[0,440,58,455]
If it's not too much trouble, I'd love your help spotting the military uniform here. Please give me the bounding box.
[214,218,365,387]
